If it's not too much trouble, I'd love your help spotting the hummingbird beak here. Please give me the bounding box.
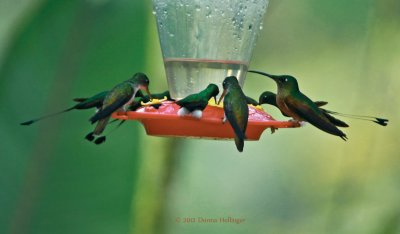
[217,90,227,105]
[213,96,217,104]
[248,70,280,83]
[140,85,152,100]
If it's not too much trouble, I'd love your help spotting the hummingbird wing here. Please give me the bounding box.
[73,91,108,110]
[314,101,328,107]
[320,109,349,127]
[284,94,347,140]
[73,98,87,102]
[90,85,133,124]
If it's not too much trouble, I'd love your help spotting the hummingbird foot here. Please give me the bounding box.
[177,107,190,117]
[288,119,303,126]
[299,121,308,127]
[270,127,278,134]
[222,115,227,124]
[191,110,203,119]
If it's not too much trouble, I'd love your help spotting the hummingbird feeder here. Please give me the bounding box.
[112,0,299,139]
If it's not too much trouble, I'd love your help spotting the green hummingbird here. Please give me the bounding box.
[129,90,174,111]
[20,90,108,126]
[88,72,152,138]
[258,91,349,128]
[90,91,173,144]
[249,70,348,140]
[176,84,219,119]
[258,90,388,127]
[218,76,249,152]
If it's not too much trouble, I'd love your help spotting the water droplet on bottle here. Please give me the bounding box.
[152,10,156,15]
[195,5,201,12]
[169,33,175,37]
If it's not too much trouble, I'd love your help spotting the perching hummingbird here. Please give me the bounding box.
[258,90,388,127]
[88,72,152,138]
[93,91,174,145]
[129,90,174,111]
[20,90,108,126]
[218,76,248,152]
[249,70,348,140]
[258,91,349,128]
[176,84,219,119]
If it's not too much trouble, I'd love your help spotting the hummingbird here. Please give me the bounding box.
[258,91,349,128]
[249,70,348,140]
[258,90,388,127]
[218,76,248,152]
[88,72,152,138]
[20,90,108,126]
[129,90,174,111]
[92,91,173,144]
[176,84,219,119]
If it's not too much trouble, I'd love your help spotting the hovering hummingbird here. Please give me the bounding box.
[176,84,219,119]
[88,72,152,139]
[258,91,349,128]
[249,70,348,140]
[218,76,248,152]
[20,91,108,126]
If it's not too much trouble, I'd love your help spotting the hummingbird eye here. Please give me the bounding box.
[284,78,288,82]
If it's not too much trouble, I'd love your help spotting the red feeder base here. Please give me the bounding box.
[112,101,299,140]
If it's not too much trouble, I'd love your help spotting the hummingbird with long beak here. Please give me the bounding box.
[20,91,108,126]
[258,91,349,128]
[176,84,219,119]
[249,70,348,140]
[259,91,388,127]
[88,72,152,138]
[218,76,248,152]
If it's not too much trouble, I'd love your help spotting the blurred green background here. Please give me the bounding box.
[0,0,399,234]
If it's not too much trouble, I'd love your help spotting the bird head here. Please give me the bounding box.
[206,84,220,103]
[217,76,239,104]
[130,72,152,99]
[263,73,299,92]
[258,91,277,106]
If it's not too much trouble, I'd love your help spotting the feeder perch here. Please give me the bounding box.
[111,0,300,139]
[112,102,299,140]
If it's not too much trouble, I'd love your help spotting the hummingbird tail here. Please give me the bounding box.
[323,110,388,127]
[20,106,76,126]
[234,137,244,152]
[94,136,106,145]
[340,135,348,141]
[93,117,110,135]
[322,112,349,128]
[85,132,95,142]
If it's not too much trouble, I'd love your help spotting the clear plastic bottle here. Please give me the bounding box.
[153,0,269,99]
